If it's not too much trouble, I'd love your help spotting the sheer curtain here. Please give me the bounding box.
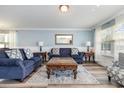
[8,30,17,48]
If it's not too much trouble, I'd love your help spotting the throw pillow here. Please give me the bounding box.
[71,48,79,55]
[23,48,33,59]
[5,49,23,60]
[52,48,60,55]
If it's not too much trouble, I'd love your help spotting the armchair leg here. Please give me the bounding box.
[108,76,111,82]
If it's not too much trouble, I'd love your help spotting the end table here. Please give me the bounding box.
[84,52,95,62]
[33,52,48,62]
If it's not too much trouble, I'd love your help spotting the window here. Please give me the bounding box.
[0,34,9,48]
[101,27,113,51]
[101,41,112,51]
[114,24,124,40]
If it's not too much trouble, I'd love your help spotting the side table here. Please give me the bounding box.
[33,52,48,62]
[84,52,95,62]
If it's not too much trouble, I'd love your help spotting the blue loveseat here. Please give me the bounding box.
[0,48,43,81]
[48,48,85,64]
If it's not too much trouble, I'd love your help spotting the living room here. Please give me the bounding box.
[0,0,124,91]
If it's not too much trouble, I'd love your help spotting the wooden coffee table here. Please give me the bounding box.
[46,57,78,79]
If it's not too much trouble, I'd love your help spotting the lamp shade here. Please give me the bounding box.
[86,41,91,46]
[38,41,44,46]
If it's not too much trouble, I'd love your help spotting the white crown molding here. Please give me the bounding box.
[1,27,92,31]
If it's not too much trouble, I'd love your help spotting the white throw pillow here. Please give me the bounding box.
[71,48,79,55]
[52,48,60,55]
[23,48,34,59]
[5,49,23,60]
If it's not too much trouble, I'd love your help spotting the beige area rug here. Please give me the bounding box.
[0,65,100,88]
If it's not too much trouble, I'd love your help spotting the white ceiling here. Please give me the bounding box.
[0,5,124,29]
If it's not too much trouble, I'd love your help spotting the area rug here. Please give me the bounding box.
[0,65,100,88]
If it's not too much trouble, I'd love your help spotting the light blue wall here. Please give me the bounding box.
[16,30,94,47]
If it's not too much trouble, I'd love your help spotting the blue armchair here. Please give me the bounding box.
[0,48,43,81]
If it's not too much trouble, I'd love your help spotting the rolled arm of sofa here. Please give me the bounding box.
[0,58,24,67]
[48,52,52,59]
[78,52,85,57]
[33,53,41,58]
[112,61,119,67]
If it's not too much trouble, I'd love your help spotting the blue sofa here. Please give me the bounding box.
[48,48,85,64]
[0,48,43,81]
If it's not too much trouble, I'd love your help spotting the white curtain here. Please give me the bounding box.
[8,30,16,48]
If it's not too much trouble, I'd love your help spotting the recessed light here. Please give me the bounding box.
[59,5,69,13]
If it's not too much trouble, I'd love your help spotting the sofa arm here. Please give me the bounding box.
[0,58,24,67]
[48,52,51,56]
[112,61,119,67]
[78,52,85,57]
[48,52,52,59]
[33,53,41,58]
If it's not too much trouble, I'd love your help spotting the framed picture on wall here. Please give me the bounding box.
[55,34,73,45]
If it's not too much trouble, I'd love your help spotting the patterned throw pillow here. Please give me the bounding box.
[71,48,79,55]
[23,48,33,59]
[52,48,60,55]
[5,49,23,60]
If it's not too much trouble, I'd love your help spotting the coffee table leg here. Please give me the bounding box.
[47,69,50,79]
[73,70,77,79]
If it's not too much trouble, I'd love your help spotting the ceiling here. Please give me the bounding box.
[0,5,124,29]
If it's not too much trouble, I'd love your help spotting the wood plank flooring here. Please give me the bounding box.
[48,62,121,88]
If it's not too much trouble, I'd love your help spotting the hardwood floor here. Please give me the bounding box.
[48,62,121,88]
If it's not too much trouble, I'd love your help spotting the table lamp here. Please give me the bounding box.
[86,41,91,52]
[38,41,44,52]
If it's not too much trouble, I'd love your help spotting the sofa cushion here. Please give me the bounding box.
[23,48,33,59]
[71,48,79,55]
[19,49,27,60]
[30,57,41,62]
[60,48,71,57]
[5,49,23,61]
[52,48,60,55]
